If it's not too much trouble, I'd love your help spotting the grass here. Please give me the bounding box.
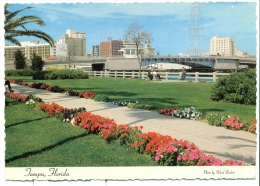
[7,75,256,122]
[5,97,158,167]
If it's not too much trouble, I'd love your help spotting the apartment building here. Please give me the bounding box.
[100,39,123,57]
[210,36,235,56]
[5,41,51,61]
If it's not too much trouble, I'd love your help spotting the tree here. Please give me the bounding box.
[124,22,153,79]
[31,52,45,71]
[58,41,76,69]
[4,3,54,47]
[13,49,26,69]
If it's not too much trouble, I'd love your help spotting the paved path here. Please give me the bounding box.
[10,83,257,165]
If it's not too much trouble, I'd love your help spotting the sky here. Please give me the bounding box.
[2,0,258,55]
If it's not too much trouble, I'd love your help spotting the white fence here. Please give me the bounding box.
[85,71,230,82]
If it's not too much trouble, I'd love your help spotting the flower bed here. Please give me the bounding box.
[207,114,257,134]
[8,78,96,99]
[5,92,29,102]
[6,92,246,166]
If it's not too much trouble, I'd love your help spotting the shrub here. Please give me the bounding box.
[32,71,48,80]
[210,69,256,105]
[31,52,45,71]
[127,103,155,110]
[5,69,35,76]
[94,94,110,102]
[206,113,228,127]
[173,106,202,120]
[43,70,89,80]
[14,49,26,69]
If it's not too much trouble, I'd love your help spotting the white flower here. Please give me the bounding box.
[71,118,75,125]
[66,118,69,122]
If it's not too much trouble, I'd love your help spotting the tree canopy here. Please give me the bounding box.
[4,3,54,47]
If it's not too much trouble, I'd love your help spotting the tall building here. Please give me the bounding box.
[100,39,123,57]
[60,29,86,57]
[5,41,51,61]
[210,36,235,56]
[92,45,100,57]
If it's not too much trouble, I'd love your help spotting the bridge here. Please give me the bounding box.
[141,55,257,69]
[5,55,256,71]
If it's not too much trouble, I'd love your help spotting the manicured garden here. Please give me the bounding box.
[6,70,256,133]
[5,97,158,167]
[5,93,246,166]
[4,69,257,166]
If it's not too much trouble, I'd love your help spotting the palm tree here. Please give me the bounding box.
[4,3,54,47]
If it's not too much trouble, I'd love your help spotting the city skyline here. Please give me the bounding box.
[2,0,258,56]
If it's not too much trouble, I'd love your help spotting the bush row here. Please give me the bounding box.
[33,69,89,80]
[5,69,89,80]
[5,69,35,76]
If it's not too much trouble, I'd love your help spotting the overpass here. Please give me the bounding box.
[141,55,257,70]
[5,55,256,71]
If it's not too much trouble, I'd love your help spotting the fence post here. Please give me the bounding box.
[123,71,125,79]
[179,72,182,80]
[141,71,145,79]
[195,72,199,82]
[132,71,134,77]
[115,71,117,78]
[213,72,216,82]
[94,71,96,77]
[100,71,103,77]
[165,72,168,80]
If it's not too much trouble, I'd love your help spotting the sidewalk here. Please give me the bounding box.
[10,83,257,165]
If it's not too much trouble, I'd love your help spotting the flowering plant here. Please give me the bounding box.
[223,116,244,131]
[113,100,139,107]
[26,99,36,107]
[64,89,80,96]
[159,107,179,116]
[247,119,257,134]
[207,113,228,127]
[173,106,202,120]
[5,92,29,102]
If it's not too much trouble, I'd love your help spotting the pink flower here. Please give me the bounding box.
[177,156,181,161]
[155,156,160,162]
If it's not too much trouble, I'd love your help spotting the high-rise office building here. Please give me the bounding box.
[92,45,100,57]
[210,36,235,56]
[60,29,86,57]
[100,39,123,57]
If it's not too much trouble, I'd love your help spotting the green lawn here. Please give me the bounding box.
[5,97,157,167]
[8,75,256,122]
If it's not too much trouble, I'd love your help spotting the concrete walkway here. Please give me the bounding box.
[10,83,257,165]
